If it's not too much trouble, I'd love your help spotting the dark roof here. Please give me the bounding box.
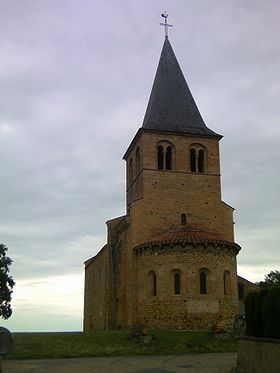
[142,38,221,138]
[134,224,240,253]
[237,276,259,287]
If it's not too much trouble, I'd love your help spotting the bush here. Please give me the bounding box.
[245,286,280,339]
[245,291,256,337]
[263,286,280,339]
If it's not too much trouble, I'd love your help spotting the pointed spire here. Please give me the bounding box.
[142,38,221,137]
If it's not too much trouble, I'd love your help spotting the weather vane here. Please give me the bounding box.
[159,11,173,38]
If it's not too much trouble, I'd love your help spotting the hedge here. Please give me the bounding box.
[245,286,280,339]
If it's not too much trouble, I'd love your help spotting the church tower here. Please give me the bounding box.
[123,36,234,245]
[84,29,241,331]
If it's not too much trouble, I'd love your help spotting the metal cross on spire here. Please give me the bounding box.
[159,12,173,38]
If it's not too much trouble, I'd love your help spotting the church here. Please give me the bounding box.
[84,28,255,331]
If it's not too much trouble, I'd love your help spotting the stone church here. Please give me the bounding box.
[84,34,254,331]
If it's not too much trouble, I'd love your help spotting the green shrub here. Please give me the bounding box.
[245,286,280,339]
[263,286,280,339]
[245,291,256,336]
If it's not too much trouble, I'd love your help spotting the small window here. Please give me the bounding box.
[198,149,204,173]
[153,273,157,296]
[200,271,207,294]
[166,146,172,170]
[181,213,187,225]
[189,145,207,173]
[223,270,231,295]
[148,271,157,297]
[135,147,140,174]
[174,273,180,295]
[157,142,175,171]
[238,283,244,299]
[190,148,196,172]
[157,145,164,170]
[129,158,133,185]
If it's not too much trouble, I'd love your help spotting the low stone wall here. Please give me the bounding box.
[237,336,280,373]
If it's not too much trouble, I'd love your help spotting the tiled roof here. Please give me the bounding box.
[135,224,240,252]
[142,38,221,138]
[151,224,222,242]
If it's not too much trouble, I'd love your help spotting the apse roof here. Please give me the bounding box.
[134,224,240,253]
[142,37,221,138]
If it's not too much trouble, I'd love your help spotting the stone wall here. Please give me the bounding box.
[84,125,241,331]
[84,246,108,331]
[134,242,239,330]
[125,130,234,251]
[237,276,259,315]
[237,336,280,373]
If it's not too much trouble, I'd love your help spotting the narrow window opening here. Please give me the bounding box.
[200,272,207,294]
[135,147,140,174]
[157,145,164,170]
[129,158,133,186]
[198,149,204,173]
[238,283,244,299]
[166,146,172,170]
[223,271,231,295]
[174,273,180,295]
[190,149,196,172]
[181,213,187,225]
[148,271,157,297]
[153,273,157,296]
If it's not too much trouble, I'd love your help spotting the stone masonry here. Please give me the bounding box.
[83,36,252,332]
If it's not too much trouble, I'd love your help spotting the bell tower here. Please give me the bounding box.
[123,36,234,248]
[84,17,242,332]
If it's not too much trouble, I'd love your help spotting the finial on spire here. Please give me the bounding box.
[159,11,173,38]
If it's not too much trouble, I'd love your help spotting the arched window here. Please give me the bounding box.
[129,158,133,186]
[181,213,187,225]
[238,283,244,299]
[153,272,157,296]
[148,271,157,297]
[166,146,172,170]
[198,149,204,173]
[135,147,140,174]
[200,271,207,294]
[157,145,164,170]
[189,145,207,173]
[157,142,175,171]
[190,148,196,172]
[174,273,180,295]
[223,270,231,295]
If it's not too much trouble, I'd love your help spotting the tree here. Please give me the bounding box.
[0,244,15,319]
[256,270,280,288]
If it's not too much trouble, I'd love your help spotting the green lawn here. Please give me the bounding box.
[8,330,236,360]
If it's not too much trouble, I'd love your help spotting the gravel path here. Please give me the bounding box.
[3,352,237,373]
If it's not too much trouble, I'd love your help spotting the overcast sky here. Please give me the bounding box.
[1,0,279,332]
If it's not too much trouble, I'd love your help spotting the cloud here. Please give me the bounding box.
[0,0,279,331]
[3,273,84,332]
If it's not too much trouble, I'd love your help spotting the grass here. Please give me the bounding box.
[8,330,236,360]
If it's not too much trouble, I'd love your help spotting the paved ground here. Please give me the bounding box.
[3,353,237,373]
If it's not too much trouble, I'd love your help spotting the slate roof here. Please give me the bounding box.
[142,38,221,138]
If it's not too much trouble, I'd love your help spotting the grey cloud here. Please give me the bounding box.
[1,0,279,331]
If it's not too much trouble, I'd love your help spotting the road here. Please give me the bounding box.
[3,352,237,373]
